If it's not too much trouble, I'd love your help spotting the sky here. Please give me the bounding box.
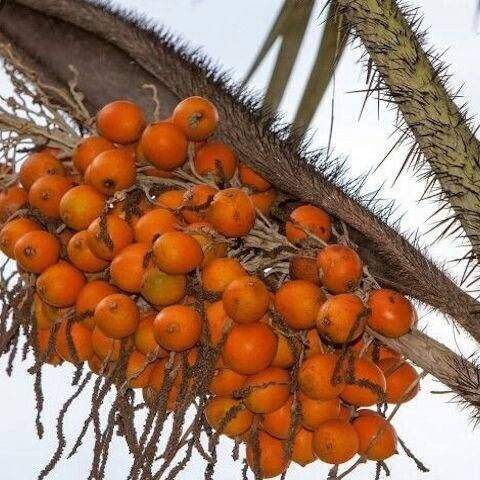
[1,1,480,479]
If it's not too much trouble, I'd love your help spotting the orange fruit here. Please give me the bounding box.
[249,188,277,216]
[317,244,363,294]
[222,276,270,323]
[72,136,115,173]
[352,410,397,460]
[55,320,94,363]
[261,395,296,439]
[36,261,86,307]
[317,293,367,344]
[19,151,65,190]
[153,305,202,352]
[134,313,168,357]
[67,230,110,272]
[289,255,321,285]
[207,188,256,237]
[286,204,332,243]
[209,368,247,397]
[0,185,27,222]
[243,367,290,414]
[96,100,145,144]
[377,358,419,403]
[298,353,345,400]
[153,231,203,274]
[186,222,228,266]
[141,267,187,306]
[222,322,278,375]
[238,163,271,192]
[91,326,121,361]
[126,350,154,388]
[367,289,415,338]
[33,293,57,330]
[182,184,218,224]
[194,142,237,181]
[86,215,133,260]
[133,208,176,244]
[1,218,42,259]
[246,431,289,478]
[340,358,386,406]
[305,328,325,358]
[299,391,341,431]
[75,281,119,330]
[204,397,253,437]
[28,174,73,218]
[274,280,325,330]
[60,185,106,231]
[110,194,152,227]
[87,148,136,195]
[206,300,232,346]
[140,122,187,170]
[155,189,185,210]
[172,96,219,141]
[36,328,63,366]
[292,428,316,466]
[201,257,247,294]
[14,230,60,273]
[94,293,140,339]
[271,334,296,369]
[313,419,359,464]
[110,242,151,293]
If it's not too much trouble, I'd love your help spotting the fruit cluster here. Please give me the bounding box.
[0,97,420,478]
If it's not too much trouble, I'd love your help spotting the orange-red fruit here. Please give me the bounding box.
[134,313,168,357]
[317,244,363,294]
[141,267,187,306]
[286,204,332,243]
[298,353,345,400]
[317,293,367,344]
[28,175,73,218]
[352,410,397,461]
[153,231,203,274]
[368,289,415,338]
[55,320,94,363]
[274,280,325,330]
[204,397,253,437]
[76,281,119,330]
[238,163,271,192]
[377,358,420,403]
[94,293,140,339]
[299,392,341,431]
[289,255,321,285]
[0,217,41,258]
[261,396,296,439]
[86,215,133,260]
[0,185,27,222]
[194,142,237,180]
[209,368,246,396]
[36,261,86,307]
[250,188,277,215]
[222,276,270,323]
[91,326,121,361]
[246,431,290,478]
[155,189,185,210]
[67,231,110,273]
[133,208,176,244]
[14,230,60,273]
[182,184,218,224]
[126,350,154,388]
[292,428,316,466]
[96,100,146,144]
[140,122,188,170]
[87,149,136,195]
[19,152,65,190]
[72,136,115,173]
[36,328,63,366]
[222,322,278,375]
[313,419,359,464]
[153,305,202,352]
[201,257,247,294]
[110,242,150,293]
[60,185,106,231]
[243,367,290,414]
[340,358,386,407]
[206,188,256,237]
[271,334,296,369]
[172,96,219,141]
[206,301,232,346]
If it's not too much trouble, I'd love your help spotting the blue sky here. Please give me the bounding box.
[0,1,479,478]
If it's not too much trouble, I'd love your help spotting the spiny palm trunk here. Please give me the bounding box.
[337,0,480,263]
[1,0,479,408]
